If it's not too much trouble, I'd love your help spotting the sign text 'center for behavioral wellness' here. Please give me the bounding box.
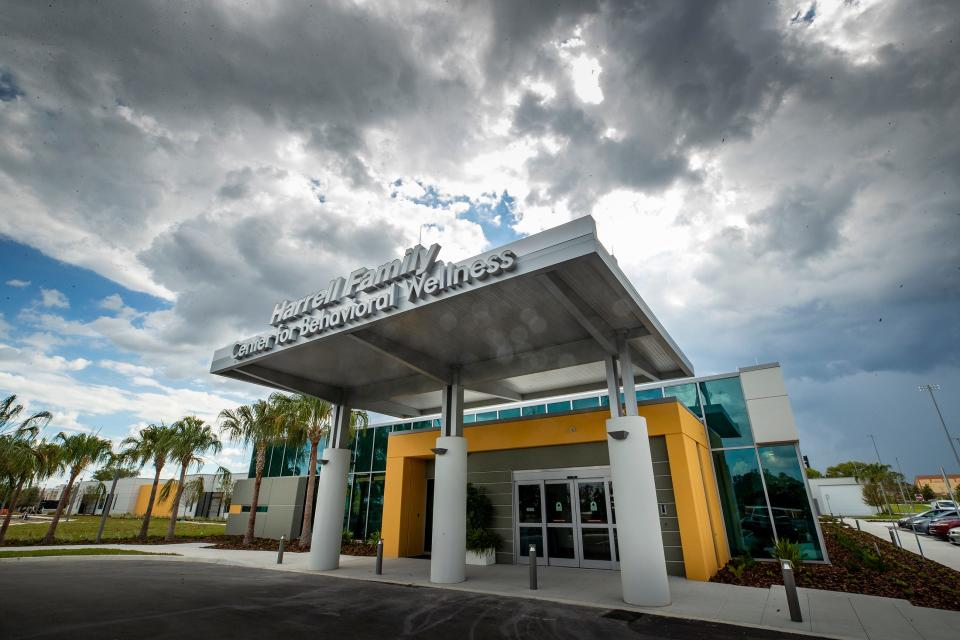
[233,244,517,359]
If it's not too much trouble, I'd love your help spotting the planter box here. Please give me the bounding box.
[466,548,496,566]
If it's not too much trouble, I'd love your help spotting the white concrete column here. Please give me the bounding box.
[429,435,467,584]
[607,414,671,606]
[307,447,351,571]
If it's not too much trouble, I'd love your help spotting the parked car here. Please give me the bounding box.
[898,508,946,529]
[915,510,959,534]
[927,517,960,539]
[948,527,960,546]
[930,500,958,510]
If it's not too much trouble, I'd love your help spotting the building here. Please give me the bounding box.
[807,477,878,517]
[71,474,228,519]
[913,474,960,497]
[229,363,824,579]
[211,215,826,605]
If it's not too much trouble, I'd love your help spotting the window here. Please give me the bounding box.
[712,448,775,558]
[346,475,371,540]
[636,388,663,402]
[462,413,476,424]
[664,383,702,417]
[522,404,547,416]
[547,400,571,413]
[475,411,498,423]
[352,429,375,473]
[572,397,600,410]
[371,427,389,472]
[498,408,521,419]
[758,445,824,560]
[699,377,753,448]
[365,474,386,538]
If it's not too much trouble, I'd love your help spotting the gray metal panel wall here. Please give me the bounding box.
[226,476,307,540]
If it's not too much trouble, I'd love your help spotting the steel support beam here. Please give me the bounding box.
[468,380,523,402]
[617,334,639,416]
[238,364,344,404]
[539,272,617,355]
[348,330,451,383]
[329,403,352,449]
[440,369,464,438]
[605,355,623,418]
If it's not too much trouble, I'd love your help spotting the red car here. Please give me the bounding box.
[928,518,960,539]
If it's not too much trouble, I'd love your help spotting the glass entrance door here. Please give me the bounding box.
[516,481,546,566]
[514,470,618,569]
[544,481,578,567]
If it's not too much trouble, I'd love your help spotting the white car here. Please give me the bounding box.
[930,500,958,510]
[949,526,960,546]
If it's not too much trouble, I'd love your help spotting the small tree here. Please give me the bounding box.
[921,484,936,501]
[122,423,176,541]
[806,468,822,479]
[862,482,886,511]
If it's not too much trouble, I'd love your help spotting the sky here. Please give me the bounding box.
[1,0,958,485]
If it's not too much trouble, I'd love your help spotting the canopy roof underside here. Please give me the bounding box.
[210,217,693,418]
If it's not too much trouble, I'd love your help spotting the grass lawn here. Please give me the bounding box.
[2,515,227,546]
[0,548,178,558]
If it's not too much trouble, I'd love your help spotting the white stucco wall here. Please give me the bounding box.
[808,477,879,516]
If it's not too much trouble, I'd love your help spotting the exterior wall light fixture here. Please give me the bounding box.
[608,430,629,440]
[431,447,448,455]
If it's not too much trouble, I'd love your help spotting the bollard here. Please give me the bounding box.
[780,560,803,623]
[911,523,924,559]
[528,544,537,590]
[888,528,898,547]
[375,539,384,575]
[277,535,285,564]
[856,520,861,531]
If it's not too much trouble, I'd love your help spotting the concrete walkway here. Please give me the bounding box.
[3,543,959,640]
[845,518,960,571]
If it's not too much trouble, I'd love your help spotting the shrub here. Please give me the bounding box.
[341,528,353,545]
[466,526,501,552]
[465,483,500,552]
[772,538,804,572]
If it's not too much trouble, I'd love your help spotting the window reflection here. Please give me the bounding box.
[699,377,753,448]
[713,448,775,558]
[758,445,824,560]
[664,383,702,417]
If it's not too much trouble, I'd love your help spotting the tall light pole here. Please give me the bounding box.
[893,456,910,511]
[919,384,960,472]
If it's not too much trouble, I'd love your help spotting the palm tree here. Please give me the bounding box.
[276,394,370,547]
[0,435,37,542]
[122,423,176,541]
[0,394,52,440]
[41,433,112,544]
[0,439,61,543]
[161,417,221,541]
[219,396,287,545]
[275,394,333,547]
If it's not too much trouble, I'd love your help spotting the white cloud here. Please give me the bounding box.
[6,279,30,288]
[98,359,155,377]
[39,288,69,309]
[0,313,10,339]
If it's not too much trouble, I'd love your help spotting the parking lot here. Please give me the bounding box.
[846,518,960,572]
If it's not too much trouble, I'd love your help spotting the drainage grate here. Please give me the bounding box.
[602,609,644,622]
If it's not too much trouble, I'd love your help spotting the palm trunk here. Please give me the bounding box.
[138,462,164,540]
[0,475,27,543]
[165,463,188,541]
[41,470,78,544]
[244,445,266,546]
[298,439,320,547]
[96,469,122,544]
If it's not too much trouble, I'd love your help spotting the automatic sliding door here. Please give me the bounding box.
[516,482,546,565]
[577,479,615,569]
[544,481,578,567]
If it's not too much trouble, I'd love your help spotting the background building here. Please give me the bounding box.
[807,477,879,517]
[71,473,229,519]
[913,474,960,498]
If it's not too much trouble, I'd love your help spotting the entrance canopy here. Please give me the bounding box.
[210,216,693,417]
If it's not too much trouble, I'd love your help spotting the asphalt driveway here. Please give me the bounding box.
[0,559,827,640]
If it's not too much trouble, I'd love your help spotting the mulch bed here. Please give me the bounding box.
[711,520,960,611]
[207,536,377,556]
[3,535,229,547]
